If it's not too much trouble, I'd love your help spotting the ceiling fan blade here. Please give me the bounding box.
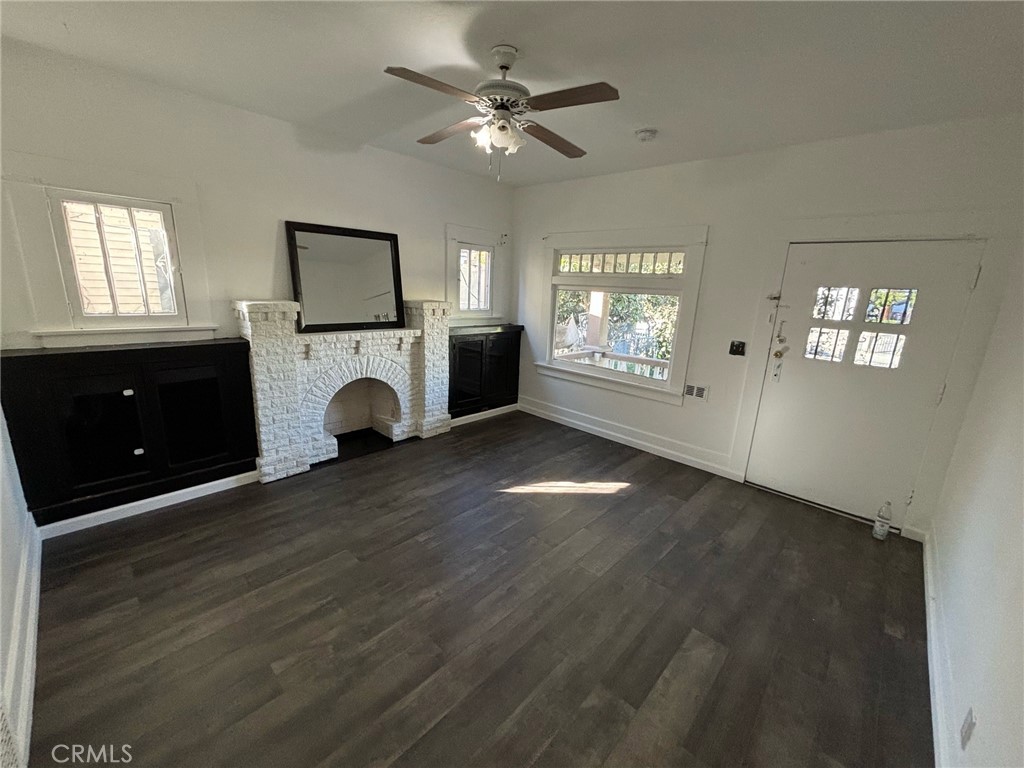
[525,82,619,112]
[417,117,486,145]
[520,122,586,158]
[384,67,480,104]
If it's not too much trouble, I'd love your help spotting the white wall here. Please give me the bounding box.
[512,113,1022,535]
[0,411,41,767]
[0,40,513,348]
[926,255,1023,768]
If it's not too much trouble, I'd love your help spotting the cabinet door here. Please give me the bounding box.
[58,373,150,491]
[145,365,230,469]
[449,336,486,414]
[483,333,520,405]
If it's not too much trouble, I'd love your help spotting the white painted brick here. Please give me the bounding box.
[234,299,452,482]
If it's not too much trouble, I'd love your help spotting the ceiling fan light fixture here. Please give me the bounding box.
[471,125,493,153]
[388,41,618,164]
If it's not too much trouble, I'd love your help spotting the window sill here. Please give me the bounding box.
[32,325,218,348]
[449,315,505,327]
[534,361,684,405]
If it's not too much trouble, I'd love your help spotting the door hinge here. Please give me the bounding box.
[936,381,947,406]
[906,488,915,508]
[971,264,982,291]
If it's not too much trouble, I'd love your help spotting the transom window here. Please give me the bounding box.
[48,189,184,327]
[557,251,684,275]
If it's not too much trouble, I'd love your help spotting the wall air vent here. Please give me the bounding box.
[684,383,710,401]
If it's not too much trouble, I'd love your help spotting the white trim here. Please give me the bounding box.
[519,395,741,481]
[32,324,217,336]
[900,525,927,543]
[446,223,506,321]
[45,187,188,330]
[542,225,709,251]
[541,226,707,403]
[449,403,520,428]
[39,471,259,539]
[921,525,953,768]
[535,361,685,405]
[31,325,217,348]
[3,521,40,766]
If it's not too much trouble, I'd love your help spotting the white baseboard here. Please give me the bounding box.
[518,396,743,482]
[39,471,260,540]
[3,521,40,766]
[449,404,520,428]
[922,526,953,768]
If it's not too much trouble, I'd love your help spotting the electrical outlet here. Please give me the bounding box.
[960,706,976,750]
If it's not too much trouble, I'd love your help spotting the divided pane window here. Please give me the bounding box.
[557,250,684,276]
[854,332,907,369]
[811,286,859,321]
[804,327,849,362]
[60,199,178,317]
[865,288,917,325]
[458,246,492,312]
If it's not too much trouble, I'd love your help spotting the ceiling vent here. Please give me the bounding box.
[684,383,710,402]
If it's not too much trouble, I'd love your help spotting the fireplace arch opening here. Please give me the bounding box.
[320,378,401,462]
[323,377,400,438]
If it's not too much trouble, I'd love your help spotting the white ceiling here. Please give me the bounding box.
[3,2,1021,186]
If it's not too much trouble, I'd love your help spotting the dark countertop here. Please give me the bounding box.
[1,337,248,357]
[448,323,525,337]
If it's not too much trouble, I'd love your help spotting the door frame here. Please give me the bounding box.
[734,208,1019,540]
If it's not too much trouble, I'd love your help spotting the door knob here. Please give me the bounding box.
[773,350,784,358]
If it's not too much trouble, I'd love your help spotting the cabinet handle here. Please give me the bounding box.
[123,389,134,396]
[133,448,145,455]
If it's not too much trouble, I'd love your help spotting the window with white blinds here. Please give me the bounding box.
[48,189,185,326]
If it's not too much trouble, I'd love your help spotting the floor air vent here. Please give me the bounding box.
[684,383,710,402]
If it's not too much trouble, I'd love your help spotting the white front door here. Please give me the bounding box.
[746,240,983,526]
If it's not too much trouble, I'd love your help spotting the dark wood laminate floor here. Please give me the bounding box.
[31,413,933,768]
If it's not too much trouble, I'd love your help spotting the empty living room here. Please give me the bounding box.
[0,2,1021,767]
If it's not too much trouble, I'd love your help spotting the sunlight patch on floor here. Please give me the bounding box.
[500,481,631,494]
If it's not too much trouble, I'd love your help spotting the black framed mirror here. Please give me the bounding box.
[285,221,405,333]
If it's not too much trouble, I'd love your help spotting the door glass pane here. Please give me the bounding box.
[854,331,907,369]
[866,288,918,325]
[811,286,860,321]
[804,327,849,362]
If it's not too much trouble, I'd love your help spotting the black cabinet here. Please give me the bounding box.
[1,339,258,525]
[449,325,523,419]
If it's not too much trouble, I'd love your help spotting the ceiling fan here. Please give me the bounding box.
[385,45,619,160]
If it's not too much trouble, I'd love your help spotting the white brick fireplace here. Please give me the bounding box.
[234,299,452,482]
